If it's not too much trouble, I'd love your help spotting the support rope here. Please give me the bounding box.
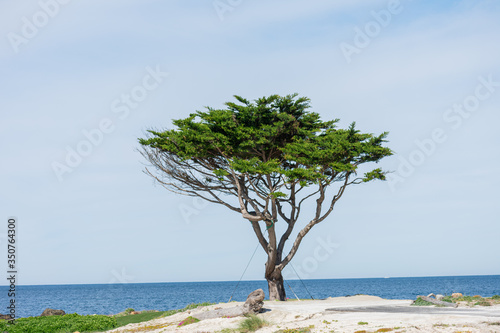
[228,242,260,302]
[284,279,301,301]
[290,262,314,300]
[232,220,314,302]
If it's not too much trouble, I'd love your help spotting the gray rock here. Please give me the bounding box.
[243,289,265,314]
[40,308,65,316]
[436,294,444,301]
[427,293,436,298]
[195,289,266,321]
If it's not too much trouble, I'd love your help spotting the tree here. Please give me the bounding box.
[138,94,392,300]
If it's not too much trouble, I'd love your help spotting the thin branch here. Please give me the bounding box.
[276,174,351,271]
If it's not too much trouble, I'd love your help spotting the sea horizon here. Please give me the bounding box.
[4,273,499,288]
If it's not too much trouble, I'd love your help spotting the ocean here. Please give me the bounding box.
[2,275,499,318]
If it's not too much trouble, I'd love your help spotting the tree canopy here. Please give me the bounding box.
[139,93,392,300]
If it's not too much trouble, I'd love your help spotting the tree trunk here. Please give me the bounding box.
[267,273,286,301]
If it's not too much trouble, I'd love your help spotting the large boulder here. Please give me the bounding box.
[243,289,265,314]
[452,293,463,298]
[40,308,65,316]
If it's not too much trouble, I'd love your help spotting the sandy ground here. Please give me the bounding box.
[105,295,500,333]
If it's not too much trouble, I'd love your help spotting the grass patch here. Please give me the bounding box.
[377,329,393,332]
[412,297,434,306]
[115,301,215,327]
[440,294,500,307]
[0,313,117,333]
[358,321,369,325]
[123,322,174,332]
[275,328,312,333]
[178,315,199,327]
[116,310,166,326]
[238,314,268,332]
[160,301,215,317]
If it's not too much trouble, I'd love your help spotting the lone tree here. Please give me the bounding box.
[139,94,392,300]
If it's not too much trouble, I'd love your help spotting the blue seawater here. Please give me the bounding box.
[1,275,499,318]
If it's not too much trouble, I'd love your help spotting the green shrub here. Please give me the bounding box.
[358,321,369,325]
[491,295,500,300]
[0,313,117,333]
[441,296,454,303]
[475,300,491,306]
[238,314,268,332]
[124,307,135,314]
[454,295,476,302]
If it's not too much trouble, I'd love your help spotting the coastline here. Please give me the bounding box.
[5,275,500,318]
[105,295,500,333]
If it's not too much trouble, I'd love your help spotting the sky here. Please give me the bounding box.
[1,0,499,287]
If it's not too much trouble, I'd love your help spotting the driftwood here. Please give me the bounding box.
[194,289,266,320]
[416,295,458,308]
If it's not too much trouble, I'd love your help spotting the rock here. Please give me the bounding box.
[129,311,140,315]
[243,289,265,314]
[427,293,436,298]
[473,295,481,298]
[196,289,266,321]
[436,294,444,301]
[0,313,13,320]
[194,305,245,320]
[452,293,463,298]
[40,308,66,316]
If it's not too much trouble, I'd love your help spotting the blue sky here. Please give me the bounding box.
[1,0,499,286]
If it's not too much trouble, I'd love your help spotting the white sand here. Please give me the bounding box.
[106,295,500,332]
